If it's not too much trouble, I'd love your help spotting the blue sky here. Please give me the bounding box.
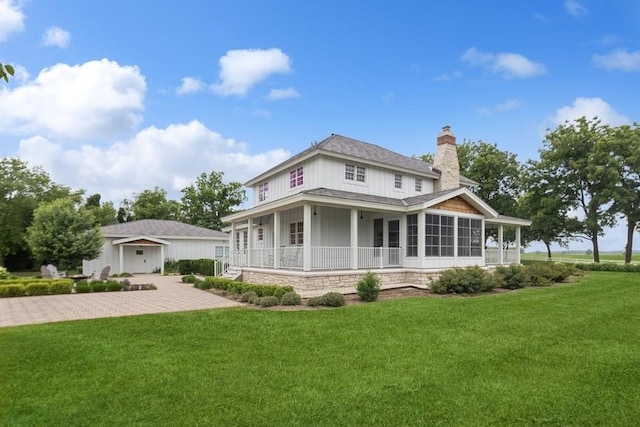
[1,0,639,252]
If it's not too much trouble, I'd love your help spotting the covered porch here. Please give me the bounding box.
[223,191,529,273]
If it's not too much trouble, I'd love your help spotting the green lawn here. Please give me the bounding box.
[522,251,640,263]
[2,272,640,426]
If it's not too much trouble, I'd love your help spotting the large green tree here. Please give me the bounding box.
[124,187,181,221]
[534,117,618,262]
[600,123,640,263]
[180,171,246,230]
[520,163,583,260]
[82,193,118,226]
[26,198,103,270]
[0,157,76,267]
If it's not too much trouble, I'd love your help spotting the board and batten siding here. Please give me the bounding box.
[252,156,435,205]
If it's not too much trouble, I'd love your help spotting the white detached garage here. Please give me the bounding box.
[82,219,229,276]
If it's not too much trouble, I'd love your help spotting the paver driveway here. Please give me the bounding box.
[0,274,242,327]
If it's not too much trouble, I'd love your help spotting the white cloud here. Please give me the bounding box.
[0,59,146,140]
[552,97,629,127]
[592,49,640,72]
[267,87,300,100]
[461,48,546,79]
[565,0,588,17]
[496,99,522,111]
[211,48,291,96]
[176,76,205,95]
[16,120,291,203]
[0,0,25,42]
[42,26,71,48]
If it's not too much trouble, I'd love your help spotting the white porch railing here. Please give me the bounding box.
[485,248,520,265]
[358,247,403,269]
[311,247,352,270]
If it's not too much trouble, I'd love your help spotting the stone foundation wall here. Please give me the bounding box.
[242,269,442,293]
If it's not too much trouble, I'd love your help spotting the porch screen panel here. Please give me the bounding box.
[458,218,482,256]
[426,214,454,256]
[406,214,418,257]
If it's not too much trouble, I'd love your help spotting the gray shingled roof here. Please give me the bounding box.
[247,133,476,186]
[303,187,459,207]
[101,220,228,239]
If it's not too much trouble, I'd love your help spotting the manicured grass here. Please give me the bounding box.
[522,251,640,263]
[2,272,640,425]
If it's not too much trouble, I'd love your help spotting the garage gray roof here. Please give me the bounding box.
[101,220,228,239]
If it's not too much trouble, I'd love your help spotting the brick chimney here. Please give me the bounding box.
[432,125,460,191]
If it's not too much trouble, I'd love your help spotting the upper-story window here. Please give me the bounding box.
[290,167,304,188]
[257,227,264,241]
[394,173,403,189]
[415,178,422,192]
[258,182,268,202]
[345,164,366,182]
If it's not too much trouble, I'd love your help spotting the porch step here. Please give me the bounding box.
[221,267,242,281]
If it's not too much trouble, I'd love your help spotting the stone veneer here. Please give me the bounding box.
[242,268,442,293]
[432,125,460,192]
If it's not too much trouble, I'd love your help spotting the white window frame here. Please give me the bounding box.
[258,182,268,202]
[290,167,304,188]
[394,173,403,189]
[415,177,422,192]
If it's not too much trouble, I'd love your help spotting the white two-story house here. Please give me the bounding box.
[222,126,531,292]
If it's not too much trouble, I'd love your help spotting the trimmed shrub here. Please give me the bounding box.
[91,282,107,292]
[26,283,49,296]
[49,281,73,295]
[307,296,324,307]
[195,279,212,290]
[119,272,133,277]
[432,266,496,294]
[106,280,122,292]
[321,292,346,307]
[0,284,26,297]
[164,258,180,275]
[75,281,90,293]
[182,274,197,283]
[240,291,258,303]
[356,271,381,302]
[0,266,9,280]
[280,291,302,306]
[494,264,530,289]
[257,296,280,307]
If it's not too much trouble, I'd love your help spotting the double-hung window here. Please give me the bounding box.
[258,182,268,202]
[415,178,422,192]
[289,221,303,245]
[289,167,303,188]
[394,173,403,189]
[345,164,366,182]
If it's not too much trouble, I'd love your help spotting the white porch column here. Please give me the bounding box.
[417,212,425,259]
[498,224,504,265]
[247,218,253,267]
[119,244,124,275]
[516,226,521,264]
[303,204,312,271]
[160,244,165,275]
[350,208,358,269]
[273,211,280,269]
[230,222,236,266]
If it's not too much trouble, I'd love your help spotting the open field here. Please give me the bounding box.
[2,272,640,425]
[522,251,640,263]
